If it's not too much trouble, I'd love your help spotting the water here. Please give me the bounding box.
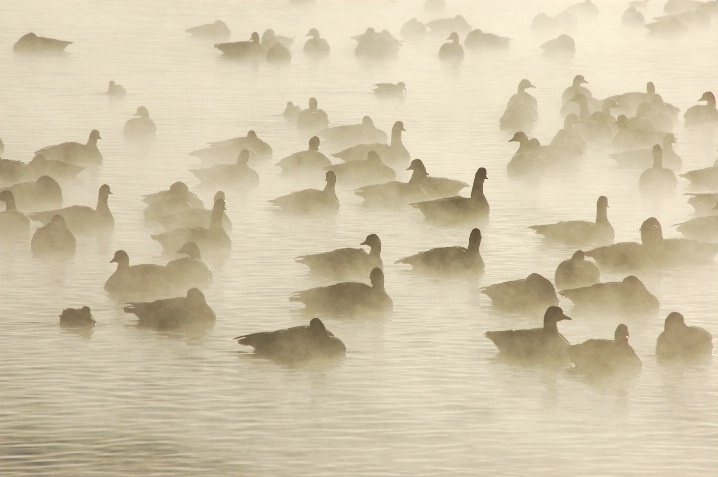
[1,1,717,475]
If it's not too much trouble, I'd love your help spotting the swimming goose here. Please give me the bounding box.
[151,198,231,259]
[107,81,126,99]
[142,181,203,210]
[568,324,642,375]
[154,191,232,233]
[270,171,339,215]
[304,28,330,57]
[439,32,464,61]
[396,228,484,276]
[235,317,346,363]
[639,145,677,193]
[464,29,511,50]
[411,167,489,225]
[0,157,25,186]
[373,82,407,98]
[29,184,113,235]
[500,79,538,131]
[686,192,718,215]
[191,150,259,189]
[327,151,396,186]
[529,196,614,246]
[531,11,578,34]
[566,0,599,18]
[261,29,293,50]
[585,218,658,271]
[215,32,266,60]
[560,275,659,313]
[541,34,575,58]
[400,18,426,41]
[124,288,216,331]
[191,130,273,164]
[30,214,76,258]
[426,15,472,35]
[104,249,175,296]
[276,136,331,175]
[409,159,468,199]
[266,43,291,64]
[290,267,392,315]
[165,242,213,290]
[13,33,72,54]
[675,208,718,242]
[332,121,408,166]
[185,20,231,40]
[35,129,102,166]
[319,116,388,151]
[685,92,718,126]
[612,115,667,151]
[0,175,62,212]
[297,97,329,133]
[482,273,558,312]
[0,190,31,239]
[485,306,572,364]
[283,102,301,121]
[642,216,718,266]
[549,115,586,161]
[353,28,402,59]
[59,306,95,328]
[610,134,681,170]
[605,82,669,117]
[621,6,646,26]
[656,312,713,360]
[354,158,428,207]
[507,133,549,178]
[24,153,85,181]
[555,250,600,290]
[124,106,157,140]
[680,157,718,188]
[296,233,382,279]
[646,16,689,37]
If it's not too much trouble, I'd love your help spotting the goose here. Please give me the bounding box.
[191,150,259,189]
[124,106,156,140]
[639,145,677,193]
[507,134,549,178]
[235,318,346,363]
[400,18,426,41]
[215,32,266,59]
[0,157,26,186]
[531,11,578,33]
[35,129,102,166]
[641,216,718,266]
[408,159,468,199]
[568,324,642,375]
[332,121,408,165]
[266,43,291,64]
[0,175,62,212]
[30,215,76,258]
[354,158,428,207]
[500,79,538,132]
[396,228,484,276]
[319,116,388,150]
[464,29,511,51]
[612,115,667,151]
[290,267,392,315]
[104,249,175,296]
[686,192,718,215]
[269,170,339,215]
[107,81,126,99]
[560,275,659,313]
[646,16,689,37]
[353,28,402,59]
[13,33,72,54]
[295,233,382,279]
[426,15,472,35]
[190,130,272,164]
[30,184,113,235]
[584,219,656,271]
[304,28,330,57]
[0,190,31,239]
[555,250,600,290]
[296,97,329,133]
[481,273,558,312]
[610,134,681,170]
[439,32,464,61]
[59,306,95,328]
[283,101,301,121]
[485,306,572,364]
[621,6,646,26]
[276,136,331,175]
[185,20,230,40]
[327,150,396,186]
[529,196,614,246]
[656,312,713,360]
[24,153,85,181]
[680,157,718,189]
[142,181,203,210]
[154,191,232,233]
[675,208,718,242]
[151,198,231,259]
[373,82,406,98]
[261,29,293,50]
[566,0,599,18]
[549,116,586,161]
[166,242,213,290]
[605,82,672,117]
[541,34,575,58]
[124,288,216,331]
[411,167,489,225]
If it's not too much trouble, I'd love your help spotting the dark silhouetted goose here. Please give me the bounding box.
[541,34,575,58]
[675,210,718,243]
[155,191,231,233]
[680,157,718,189]
[354,158,428,207]
[124,106,156,140]
[464,29,511,50]
[107,81,126,99]
[555,250,600,290]
[529,196,614,246]
[560,275,659,313]
[166,242,213,290]
[568,324,642,375]
[266,43,291,63]
[485,306,572,364]
[104,250,174,296]
[290,267,392,315]
[185,20,230,40]
[686,192,718,215]
[30,184,113,235]
[304,28,330,57]
[13,33,72,54]
[191,150,259,189]
[215,32,266,60]
[500,79,538,131]
[35,129,102,166]
[124,288,216,331]
[642,216,718,266]
[151,198,231,259]
[191,130,272,164]
[426,15,472,35]
[235,318,346,363]
[396,228,484,276]
[0,190,31,239]
[296,233,382,279]
[373,82,406,98]
[31,215,75,258]
[24,153,85,181]
[270,171,339,214]
[622,6,646,26]
[297,97,329,133]
[408,159,468,199]
[481,273,558,312]
[610,134,681,170]
[549,115,586,161]
[276,136,331,175]
[411,167,489,225]
[327,151,395,186]
[656,312,713,360]
[0,175,62,212]
[60,306,95,328]
[639,145,677,193]
[332,121,408,166]
[439,32,464,61]
[353,28,402,59]
[319,116,388,150]
[400,18,426,41]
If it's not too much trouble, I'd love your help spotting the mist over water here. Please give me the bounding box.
[1,0,717,475]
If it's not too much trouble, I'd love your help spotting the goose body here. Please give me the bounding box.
[684,92,718,126]
[560,275,659,313]
[464,29,510,50]
[396,228,484,276]
[276,136,331,175]
[124,288,215,331]
[14,33,72,54]
[303,28,330,57]
[680,158,718,189]
[35,130,102,166]
[0,190,31,239]
[59,306,95,328]
[297,97,329,133]
[641,217,718,266]
[610,134,681,170]
[104,250,176,297]
[400,19,426,41]
[568,324,642,375]
[266,43,291,64]
[30,215,76,258]
[270,171,339,215]
[332,121,408,166]
[142,181,203,213]
[154,191,232,233]
[657,312,713,360]
[25,154,85,181]
[327,151,395,186]
[541,34,575,58]
[191,130,272,164]
[439,32,464,61]
[107,81,126,99]
[319,116,387,150]
[426,15,472,35]
[0,175,62,212]
[30,184,113,235]
[411,167,489,225]
[373,82,406,98]
[124,106,156,140]
[165,242,213,290]
[215,32,266,60]
[296,234,382,279]
[354,28,401,59]
[500,79,538,132]
[185,20,230,40]
[675,215,718,242]
[555,250,600,290]
[191,150,259,188]
[686,192,718,215]
[481,272,558,312]
[639,145,677,193]
[529,196,614,246]
[354,158,427,207]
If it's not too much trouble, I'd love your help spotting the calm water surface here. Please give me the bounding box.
[1,1,717,475]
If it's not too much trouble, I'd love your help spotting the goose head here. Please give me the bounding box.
[369,267,385,289]
[134,106,150,118]
[614,324,630,345]
[110,249,130,267]
[236,150,250,164]
[308,136,320,151]
[177,241,202,259]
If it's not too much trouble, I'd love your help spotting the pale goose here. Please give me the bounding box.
[30,214,76,258]
[30,184,113,235]
[191,150,259,189]
[269,171,339,215]
[35,129,102,166]
[332,121,408,165]
[185,20,231,40]
[656,312,713,360]
[124,106,156,140]
[124,288,216,331]
[276,136,331,175]
[0,175,62,212]
[296,233,382,279]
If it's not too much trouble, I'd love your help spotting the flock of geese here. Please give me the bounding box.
[1,0,717,372]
